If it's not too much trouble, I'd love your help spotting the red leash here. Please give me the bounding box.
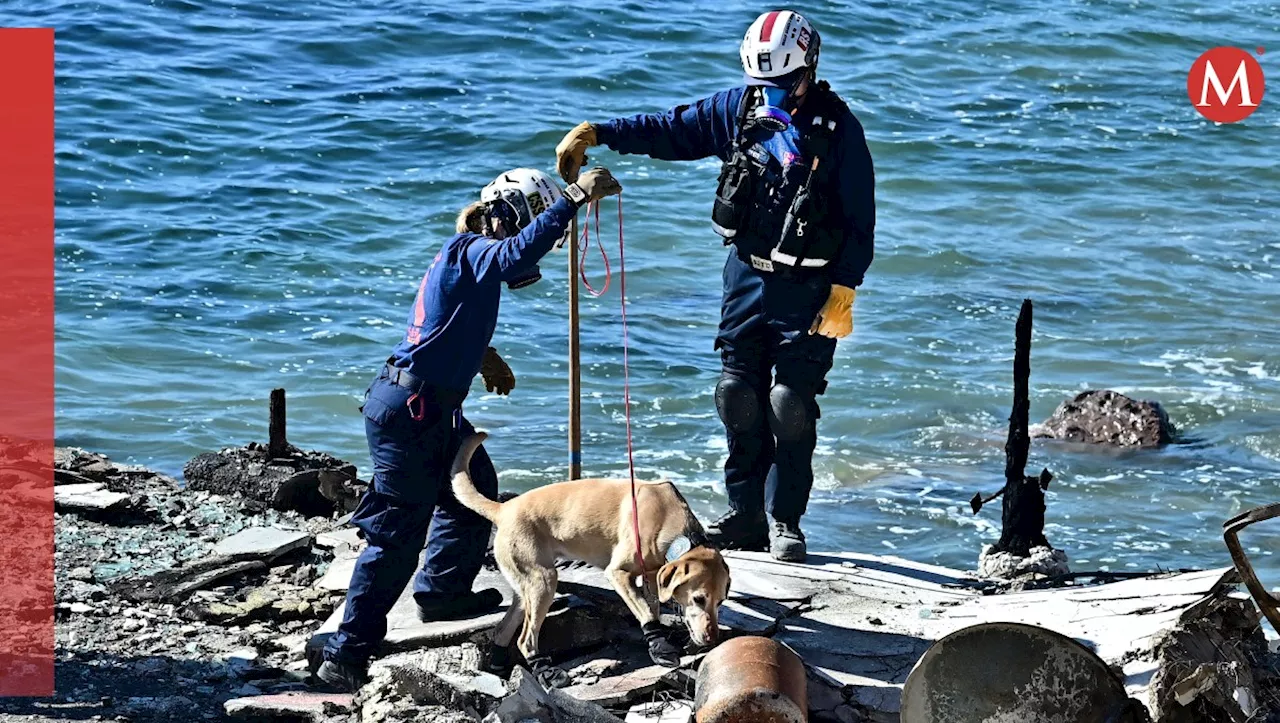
[578,195,646,574]
[577,200,610,297]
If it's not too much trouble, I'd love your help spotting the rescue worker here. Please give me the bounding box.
[318,166,623,691]
[555,10,874,562]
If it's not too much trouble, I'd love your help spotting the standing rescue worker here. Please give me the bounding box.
[554,10,874,562]
[318,166,623,691]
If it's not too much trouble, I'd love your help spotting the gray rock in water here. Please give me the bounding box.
[1033,390,1174,448]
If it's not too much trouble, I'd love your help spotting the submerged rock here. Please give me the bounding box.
[1033,390,1175,448]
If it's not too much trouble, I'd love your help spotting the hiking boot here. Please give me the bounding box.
[770,521,807,562]
[316,658,369,693]
[705,509,768,551]
[415,588,503,622]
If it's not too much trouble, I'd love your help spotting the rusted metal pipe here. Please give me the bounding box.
[694,636,808,723]
[1223,502,1280,632]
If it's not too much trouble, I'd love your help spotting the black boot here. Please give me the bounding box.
[643,621,682,667]
[526,654,571,689]
[705,509,768,551]
[415,588,503,622]
[316,658,370,693]
[484,642,514,677]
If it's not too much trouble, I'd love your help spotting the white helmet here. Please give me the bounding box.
[740,10,821,86]
[480,168,564,231]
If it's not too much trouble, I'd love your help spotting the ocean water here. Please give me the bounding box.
[33,1,1280,577]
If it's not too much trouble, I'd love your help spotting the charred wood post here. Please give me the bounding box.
[971,299,1054,557]
[268,388,289,459]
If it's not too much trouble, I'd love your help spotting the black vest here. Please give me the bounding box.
[711,81,847,275]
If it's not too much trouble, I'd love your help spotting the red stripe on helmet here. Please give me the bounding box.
[759,11,782,42]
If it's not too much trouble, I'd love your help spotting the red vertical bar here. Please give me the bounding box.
[0,28,55,697]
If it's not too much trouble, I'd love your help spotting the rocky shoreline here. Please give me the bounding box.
[3,416,1276,723]
[4,447,352,722]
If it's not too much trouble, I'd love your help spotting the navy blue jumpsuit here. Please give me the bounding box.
[324,196,578,666]
[595,85,874,525]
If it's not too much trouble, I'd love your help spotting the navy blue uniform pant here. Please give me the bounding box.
[716,252,836,524]
[323,371,498,665]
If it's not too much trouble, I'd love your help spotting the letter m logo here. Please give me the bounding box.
[1188,47,1266,123]
[1197,59,1257,107]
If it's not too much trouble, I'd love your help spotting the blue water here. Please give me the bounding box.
[33,1,1280,577]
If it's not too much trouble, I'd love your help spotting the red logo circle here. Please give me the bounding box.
[1188,47,1265,123]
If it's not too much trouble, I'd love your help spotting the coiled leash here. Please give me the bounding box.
[578,195,646,576]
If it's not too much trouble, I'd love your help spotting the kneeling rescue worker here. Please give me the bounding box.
[555,10,875,562]
[318,166,623,691]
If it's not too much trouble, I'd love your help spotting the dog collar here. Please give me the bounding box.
[665,535,692,563]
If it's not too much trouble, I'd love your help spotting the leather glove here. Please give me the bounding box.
[809,284,857,339]
[555,121,598,183]
[480,347,515,395]
[565,167,622,206]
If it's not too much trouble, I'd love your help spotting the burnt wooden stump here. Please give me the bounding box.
[972,299,1055,558]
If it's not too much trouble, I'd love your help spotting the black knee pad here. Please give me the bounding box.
[768,384,815,442]
[715,374,763,434]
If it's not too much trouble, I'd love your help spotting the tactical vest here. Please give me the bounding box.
[711,81,846,275]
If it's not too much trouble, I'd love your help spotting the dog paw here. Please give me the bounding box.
[484,644,514,677]
[647,639,682,667]
[527,655,572,689]
[535,665,572,689]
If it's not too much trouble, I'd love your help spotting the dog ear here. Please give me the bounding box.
[657,562,684,603]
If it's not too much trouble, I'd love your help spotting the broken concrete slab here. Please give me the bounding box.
[314,526,363,550]
[485,667,624,723]
[561,661,673,708]
[310,566,516,658]
[316,553,359,592]
[224,691,353,720]
[749,553,1244,722]
[54,482,130,512]
[214,526,313,562]
[364,659,508,719]
[121,557,268,602]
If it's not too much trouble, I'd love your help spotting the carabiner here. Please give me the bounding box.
[406,393,425,422]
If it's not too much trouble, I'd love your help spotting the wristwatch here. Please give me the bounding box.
[564,182,588,206]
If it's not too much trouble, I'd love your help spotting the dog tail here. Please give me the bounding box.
[451,432,502,522]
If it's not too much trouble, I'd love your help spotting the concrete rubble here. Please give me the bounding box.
[2,445,1276,723]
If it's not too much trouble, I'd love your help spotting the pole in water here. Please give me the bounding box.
[567,214,582,480]
[268,388,289,459]
[991,299,1052,556]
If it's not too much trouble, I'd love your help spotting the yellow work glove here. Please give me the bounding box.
[809,285,857,339]
[555,121,598,183]
[480,347,516,395]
